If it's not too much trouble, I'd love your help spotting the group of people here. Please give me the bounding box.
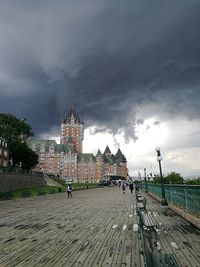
[66,181,137,197]
[118,180,134,194]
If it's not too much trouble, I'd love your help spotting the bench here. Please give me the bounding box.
[138,210,157,238]
[135,192,141,200]
[136,197,147,211]
[138,211,180,267]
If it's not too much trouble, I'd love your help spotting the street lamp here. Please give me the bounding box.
[138,171,142,189]
[155,146,168,206]
[144,168,148,193]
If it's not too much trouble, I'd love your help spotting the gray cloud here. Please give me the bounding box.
[153,121,160,126]
[0,0,200,140]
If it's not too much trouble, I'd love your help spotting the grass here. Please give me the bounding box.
[70,183,99,190]
[0,182,106,201]
[0,185,65,200]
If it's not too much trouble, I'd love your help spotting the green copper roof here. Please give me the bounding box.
[96,149,102,157]
[27,139,70,153]
[103,155,114,164]
[104,145,111,155]
[115,148,127,162]
[78,153,95,162]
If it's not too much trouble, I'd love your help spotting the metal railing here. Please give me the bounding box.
[147,183,200,215]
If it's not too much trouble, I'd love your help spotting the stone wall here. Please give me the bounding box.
[0,173,46,192]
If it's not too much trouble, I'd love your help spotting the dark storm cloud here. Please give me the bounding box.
[0,0,200,139]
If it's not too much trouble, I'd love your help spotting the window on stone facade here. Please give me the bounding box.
[41,144,45,153]
[49,146,54,153]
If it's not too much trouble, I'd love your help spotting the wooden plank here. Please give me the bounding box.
[0,188,200,267]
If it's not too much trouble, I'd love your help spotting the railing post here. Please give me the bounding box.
[169,184,172,203]
[184,184,188,211]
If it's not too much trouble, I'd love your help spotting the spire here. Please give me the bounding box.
[104,145,111,156]
[64,105,83,124]
[116,148,123,157]
[116,148,127,162]
[96,149,102,157]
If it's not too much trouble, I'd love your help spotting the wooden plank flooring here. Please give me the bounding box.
[0,187,200,266]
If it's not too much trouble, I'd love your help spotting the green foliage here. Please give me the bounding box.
[99,180,111,186]
[49,189,56,194]
[185,177,200,185]
[0,185,64,200]
[9,140,38,170]
[153,176,160,184]
[0,192,12,200]
[0,113,33,142]
[37,190,46,196]
[21,190,32,198]
[0,183,100,201]
[153,172,184,184]
[164,172,184,184]
[0,113,38,170]
[69,183,99,190]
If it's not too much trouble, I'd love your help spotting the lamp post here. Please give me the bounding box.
[155,146,168,206]
[138,171,142,189]
[144,168,148,193]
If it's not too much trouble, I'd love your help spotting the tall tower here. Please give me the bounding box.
[60,106,84,154]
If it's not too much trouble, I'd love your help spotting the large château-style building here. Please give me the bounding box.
[28,106,128,183]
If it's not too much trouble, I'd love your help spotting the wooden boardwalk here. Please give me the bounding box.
[0,187,200,267]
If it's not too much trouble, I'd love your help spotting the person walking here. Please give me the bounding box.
[67,184,73,198]
[122,183,126,194]
[129,182,134,194]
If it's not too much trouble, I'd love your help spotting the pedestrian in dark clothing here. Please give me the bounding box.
[129,183,134,193]
[67,184,72,198]
[122,183,126,194]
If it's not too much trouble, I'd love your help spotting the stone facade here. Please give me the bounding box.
[27,139,78,181]
[28,107,128,182]
[0,173,45,192]
[60,106,84,154]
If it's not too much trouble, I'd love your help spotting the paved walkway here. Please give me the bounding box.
[0,187,200,266]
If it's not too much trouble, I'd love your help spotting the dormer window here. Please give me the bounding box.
[49,145,54,153]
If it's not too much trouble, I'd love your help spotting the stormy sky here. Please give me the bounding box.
[0,0,200,177]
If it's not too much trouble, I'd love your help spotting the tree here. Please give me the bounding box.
[164,172,184,184]
[185,178,200,185]
[0,113,37,170]
[9,140,38,170]
[0,113,33,142]
[153,176,161,184]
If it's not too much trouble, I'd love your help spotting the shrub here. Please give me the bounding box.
[37,191,46,196]
[21,190,31,198]
[0,192,12,200]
